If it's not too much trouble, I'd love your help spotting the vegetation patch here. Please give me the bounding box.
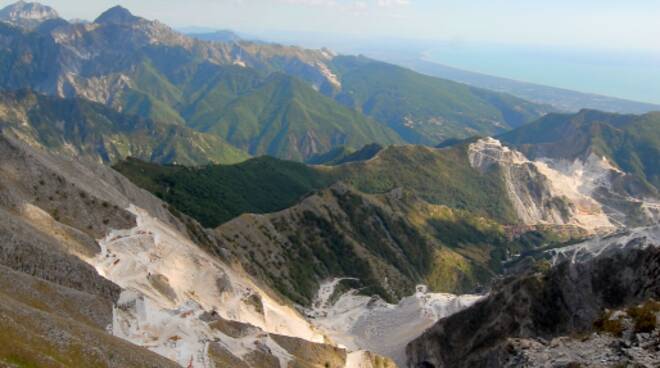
[114,156,336,227]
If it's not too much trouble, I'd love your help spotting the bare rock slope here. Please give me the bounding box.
[0,132,386,367]
[406,227,660,368]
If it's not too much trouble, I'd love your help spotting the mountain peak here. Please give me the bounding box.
[94,5,140,25]
[0,1,60,29]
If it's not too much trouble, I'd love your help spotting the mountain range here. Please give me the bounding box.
[0,2,553,161]
[2,104,657,366]
[0,2,658,368]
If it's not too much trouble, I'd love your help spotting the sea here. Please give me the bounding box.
[422,43,660,104]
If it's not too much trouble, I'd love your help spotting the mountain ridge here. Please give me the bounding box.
[0,130,386,368]
[384,55,660,114]
[0,90,249,165]
[0,0,59,29]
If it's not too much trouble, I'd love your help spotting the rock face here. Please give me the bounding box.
[99,205,331,367]
[0,133,232,366]
[0,206,121,302]
[468,138,658,231]
[405,228,660,368]
[468,137,574,227]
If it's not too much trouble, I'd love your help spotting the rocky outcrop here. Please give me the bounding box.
[502,299,660,368]
[468,138,657,232]
[468,137,573,226]
[0,133,136,302]
[406,229,660,368]
[0,264,180,368]
[499,109,660,203]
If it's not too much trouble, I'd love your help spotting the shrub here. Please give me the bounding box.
[627,300,660,334]
[593,310,625,337]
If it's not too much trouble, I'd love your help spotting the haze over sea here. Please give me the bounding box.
[423,43,660,104]
[241,30,660,107]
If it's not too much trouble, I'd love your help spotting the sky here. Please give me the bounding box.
[1,0,659,102]
[3,0,660,53]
